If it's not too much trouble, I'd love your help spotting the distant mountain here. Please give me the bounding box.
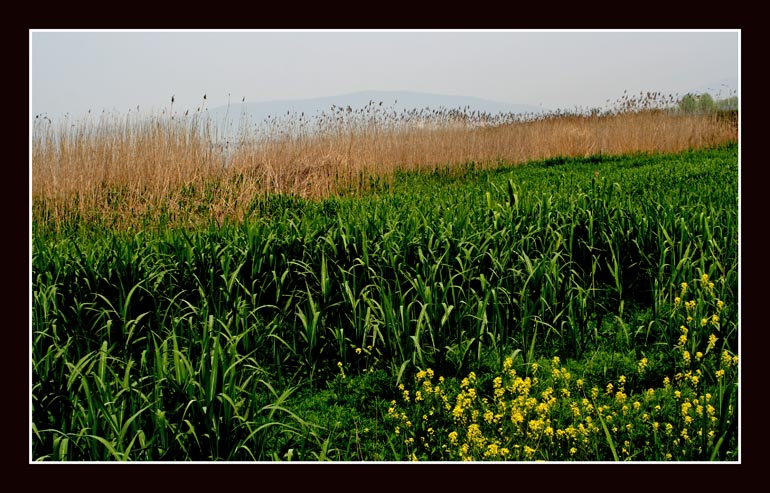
[206,90,548,132]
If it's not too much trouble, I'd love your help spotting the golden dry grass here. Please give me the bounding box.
[32,101,737,231]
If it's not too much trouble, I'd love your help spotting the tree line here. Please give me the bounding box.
[678,92,738,114]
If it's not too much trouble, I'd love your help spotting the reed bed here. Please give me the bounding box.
[32,94,737,232]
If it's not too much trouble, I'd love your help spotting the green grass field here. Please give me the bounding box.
[32,142,738,461]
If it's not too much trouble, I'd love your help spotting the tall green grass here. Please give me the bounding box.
[32,143,738,460]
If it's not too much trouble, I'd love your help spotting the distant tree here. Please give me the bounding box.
[679,93,699,113]
[699,93,715,113]
[678,92,727,114]
[716,96,739,111]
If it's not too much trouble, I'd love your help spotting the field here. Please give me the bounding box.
[31,99,739,461]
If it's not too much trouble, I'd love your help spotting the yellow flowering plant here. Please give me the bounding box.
[381,268,737,462]
[386,324,737,461]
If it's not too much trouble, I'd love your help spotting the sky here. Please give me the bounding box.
[30,30,740,120]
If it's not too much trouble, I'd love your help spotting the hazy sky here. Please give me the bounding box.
[30,30,740,119]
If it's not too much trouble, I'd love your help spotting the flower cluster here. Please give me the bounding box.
[386,346,737,461]
[383,271,738,461]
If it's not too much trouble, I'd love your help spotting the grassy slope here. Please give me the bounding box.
[32,143,739,460]
[267,143,740,460]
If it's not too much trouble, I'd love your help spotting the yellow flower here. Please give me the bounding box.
[485,443,499,458]
[570,402,581,417]
[680,282,688,295]
[355,347,362,355]
[708,334,718,350]
[700,273,709,285]
[524,445,536,458]
[721,350,733,367]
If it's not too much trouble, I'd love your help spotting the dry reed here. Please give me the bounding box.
[32,94,738,231]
